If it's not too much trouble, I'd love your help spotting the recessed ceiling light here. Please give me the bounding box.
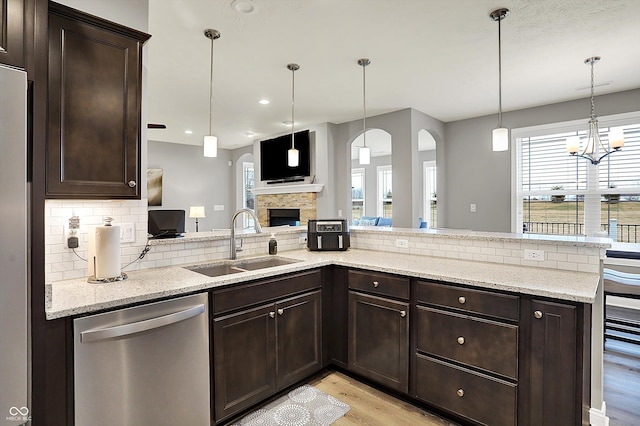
[184,130,193,134]
[246,131,256,137]
[282,121,294,127]
[258,99,270,105]
[231,0,256,14]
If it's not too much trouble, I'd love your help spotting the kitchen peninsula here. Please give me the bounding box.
[46,227,609,425]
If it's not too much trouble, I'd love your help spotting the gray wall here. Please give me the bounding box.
[147,140,234,231]
[444,88,640,232]
[335,108,446,228]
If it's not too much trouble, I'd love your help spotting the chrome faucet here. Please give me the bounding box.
[230,208,263,260]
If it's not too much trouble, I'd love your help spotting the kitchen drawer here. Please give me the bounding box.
[415,354,517,426]
[416,280,519,321]
[213,269,321,314]
[416,306,518,379]
[348,269,409,300]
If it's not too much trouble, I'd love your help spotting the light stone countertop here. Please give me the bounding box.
[46,248,601,320]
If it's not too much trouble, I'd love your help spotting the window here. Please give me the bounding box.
[423,161,437,228]
[242,162,255,228]
[377,165,392,218]
[513,114,640,243]
[351,168,365,222]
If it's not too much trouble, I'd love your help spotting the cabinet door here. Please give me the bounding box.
[213,304,276,422]
[349,291,409,393]
[47,4,149,198]
[526,300,578,425]
[0,0,25,68]
[276,290,322,389]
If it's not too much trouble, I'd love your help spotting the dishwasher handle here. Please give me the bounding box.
[80,304,205,343]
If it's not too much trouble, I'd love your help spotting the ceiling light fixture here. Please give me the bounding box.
[184,130,193,134]
[358,58,371,165]
[259,99,270,105]
[566,57,624,165]
[287,63,300,167]
[490,8,509,152]
[203,29,221,158]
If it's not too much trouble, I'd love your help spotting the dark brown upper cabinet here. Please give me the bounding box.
[0,0,26,68]
[46,2,150,199]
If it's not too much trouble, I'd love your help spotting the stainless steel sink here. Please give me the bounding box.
[186,263,245,277]
[185,256,300,277]
[232,256,299,271]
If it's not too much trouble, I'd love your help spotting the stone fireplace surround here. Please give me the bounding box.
[253,183,323,227]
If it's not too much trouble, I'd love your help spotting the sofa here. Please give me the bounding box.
[352,216,392,227]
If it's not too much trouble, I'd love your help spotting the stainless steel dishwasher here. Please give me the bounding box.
[73,293,210,426]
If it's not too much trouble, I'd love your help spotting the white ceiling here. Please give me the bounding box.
[146,0,640,150]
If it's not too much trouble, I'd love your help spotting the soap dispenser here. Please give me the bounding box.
[268,233,278,255]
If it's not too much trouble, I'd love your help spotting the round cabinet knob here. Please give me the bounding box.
[458,296,466,304]
[269,311,275,318]
[457,389,465,398]
[277,309,284,316]
[457,336,465,345]
[534,310,544,319]
[400,310,407,318]
[372,281,379,288]
[127,180,137,188]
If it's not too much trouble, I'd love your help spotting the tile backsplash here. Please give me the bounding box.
[45,199,149,282]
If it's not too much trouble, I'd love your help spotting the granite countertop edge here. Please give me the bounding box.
[46,249,600,320]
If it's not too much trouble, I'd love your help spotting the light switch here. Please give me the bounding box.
[470,203,477,213]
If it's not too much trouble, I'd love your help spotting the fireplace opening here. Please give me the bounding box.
[269,208,300,226]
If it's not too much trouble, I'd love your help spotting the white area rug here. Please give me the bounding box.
[232,384,351,426]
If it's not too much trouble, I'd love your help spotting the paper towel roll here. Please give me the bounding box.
[94,224,121,279]
[88,227,96,277]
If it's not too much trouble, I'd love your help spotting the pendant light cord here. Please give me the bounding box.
[497,15,503,128]
[291,66,295,149]
[209,35,214,135]
[362,62,367,147]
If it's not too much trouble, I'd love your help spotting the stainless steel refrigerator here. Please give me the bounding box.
[0,64,29,425]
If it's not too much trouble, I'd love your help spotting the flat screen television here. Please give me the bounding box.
[260,130,311,182]
[148,209,185,239]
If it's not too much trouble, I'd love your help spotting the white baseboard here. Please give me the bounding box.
[590,401,609,426]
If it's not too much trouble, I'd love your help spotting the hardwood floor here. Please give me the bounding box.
[604,307,640,426]
[310,371,458,426]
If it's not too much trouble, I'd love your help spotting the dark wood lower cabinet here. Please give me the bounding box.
[522,299,583,426]
[348,291,409,393]
[212,290,322,423]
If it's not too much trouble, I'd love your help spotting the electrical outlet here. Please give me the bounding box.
[395,239,409,248]
[120,223,135,243]
[523,249,545,261]
[299,233,308,244]
[470,203,477,213]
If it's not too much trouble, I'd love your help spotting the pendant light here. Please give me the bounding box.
[490,8,509,152]
[566,57,624,164]
[358,58,371,165]
[204,29,220,157]
[287,63,300,167]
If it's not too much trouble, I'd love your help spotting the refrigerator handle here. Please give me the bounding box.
[80,304,205,343]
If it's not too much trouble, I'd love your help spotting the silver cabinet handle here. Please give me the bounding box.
[400,310,406,318]
[457,389,464,398]
[128,180,137,188]
[80,304,205,343]
[457,336,465,345]
[373,281,379,288]
[534,310,543,319]
[269,311,275,318]
[458,296,466,304]
[277,309,284,316]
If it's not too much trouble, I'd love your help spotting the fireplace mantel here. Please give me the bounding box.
[251,184,324,196]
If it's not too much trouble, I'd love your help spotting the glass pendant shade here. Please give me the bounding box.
[492,127,509,152]
[288,147,299,167]
[609,127,624,149]
[203,135,217,157]
[359,145,371,165]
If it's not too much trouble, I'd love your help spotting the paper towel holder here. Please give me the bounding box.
[87,217,128,284]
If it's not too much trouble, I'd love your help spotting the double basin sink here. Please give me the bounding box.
[185,256,300,278]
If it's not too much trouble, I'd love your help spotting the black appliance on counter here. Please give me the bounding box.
[307,219,350,251]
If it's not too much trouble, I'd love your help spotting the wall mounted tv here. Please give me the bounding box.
[260,130,311,182]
